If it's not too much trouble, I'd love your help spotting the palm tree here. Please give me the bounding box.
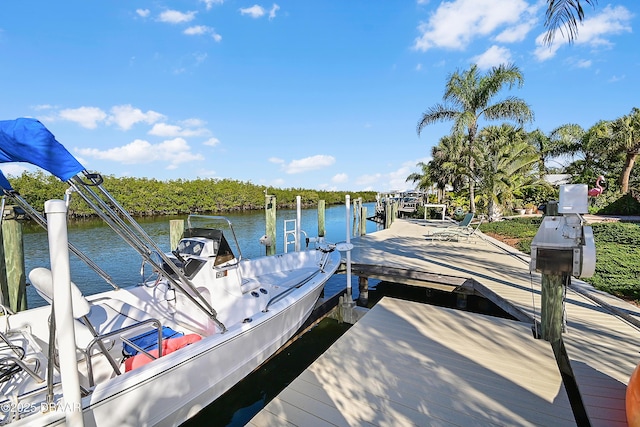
[548,121,610,184]
[610,108,640,193]
[405,161,432,191]
[472,125,540,220]
[416,63,533,213]
[526,129,552,176]
[544,0,598,45]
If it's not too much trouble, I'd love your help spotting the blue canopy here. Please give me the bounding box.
[0,170,13,191]
[0,118,84,182]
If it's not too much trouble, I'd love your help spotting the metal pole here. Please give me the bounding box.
[45,200,83,426]
[345,195,352,298]
[295,196,301,252]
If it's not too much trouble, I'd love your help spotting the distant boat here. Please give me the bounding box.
[0,118,341,426]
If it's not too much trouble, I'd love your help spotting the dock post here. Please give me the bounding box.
[0,205,27,312]
[392,200,398,224]
[352,198,360,237]
[358,276,368,306]
[265,194,277,255]
[169,219,184,250]
[359,206,367,236]
[0,224,8,308]
[295,196,302,252]
[541,273,566,342]
[317,200,325,239]
[384,200,392,229]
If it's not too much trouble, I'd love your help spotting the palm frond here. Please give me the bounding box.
[544,0,598,45]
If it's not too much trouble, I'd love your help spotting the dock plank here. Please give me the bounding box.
[249,297,574,426]
[351,220,640,425]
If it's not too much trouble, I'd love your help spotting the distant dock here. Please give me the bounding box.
[248,218,640,426]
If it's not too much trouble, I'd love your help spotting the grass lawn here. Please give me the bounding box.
[480,218,640,302]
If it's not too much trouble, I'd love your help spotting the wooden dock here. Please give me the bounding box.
[248,297,575,426]
[248,218,640,426]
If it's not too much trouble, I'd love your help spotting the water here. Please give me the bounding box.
[22,202,380,308]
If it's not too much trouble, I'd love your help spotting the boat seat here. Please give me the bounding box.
[28,268,163,387]
[240,267,319,293]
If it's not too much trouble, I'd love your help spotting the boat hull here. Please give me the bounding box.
[7,250,337,427]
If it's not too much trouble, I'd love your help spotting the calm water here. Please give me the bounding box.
[22,202,380,308]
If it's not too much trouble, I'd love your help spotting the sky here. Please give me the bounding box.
[0,1,638,192]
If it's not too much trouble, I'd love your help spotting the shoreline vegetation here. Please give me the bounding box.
[480,217,640,303]
[8,171,378,218]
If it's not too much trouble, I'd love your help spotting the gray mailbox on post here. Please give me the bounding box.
[529,184,596,278]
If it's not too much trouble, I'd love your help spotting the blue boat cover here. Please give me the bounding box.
[0,118,84,182]
[0,170,13,191]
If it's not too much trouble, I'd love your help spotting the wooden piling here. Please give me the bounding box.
[0,226,9,308]
[1,206,27,312]
[359,206,367,236]
[358,276,368,306]
[169,219,184,250]
[384,200,390,229]
[317,200,325,238]
[541,273,565,342]
[265,195,276,256]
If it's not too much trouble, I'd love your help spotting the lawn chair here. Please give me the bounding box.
[428,215,485,244]
[426,213,473,236]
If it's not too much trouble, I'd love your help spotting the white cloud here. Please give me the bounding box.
[415,63,422,71]
[32,104,54,111]
[284,155,335,174]
[355,173,382,187]
[494,18,537,43]
[59,107,107,129]
[269,157,285,164]
[534,5,633,61]
[184,25,208,35]
[472,45,512,69]
[0,164,29,178]
[203,137,220,147]
[158,10,197,24]
[575,59,592,68]
[332,173,348,184]
[354,158,431,192]
[148,122,210,138]
[197,168,217,177]
[200,0,224,11]
[240,5,265,18]
[76,138,203,167]
[413,0,530,51]
[184,25,222,41]
[269,4,280,20]
[136,9,150,18]
[108,105,164,130]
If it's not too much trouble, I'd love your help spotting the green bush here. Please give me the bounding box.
[8,171,378,217]
[480,217,540,240]
[481,218,640,302]
[597,192,640,215]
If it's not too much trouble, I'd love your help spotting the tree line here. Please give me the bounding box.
[7,171,377,217]
[409,63,639,219]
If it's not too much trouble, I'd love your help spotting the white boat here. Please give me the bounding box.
[0,118,342,426]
